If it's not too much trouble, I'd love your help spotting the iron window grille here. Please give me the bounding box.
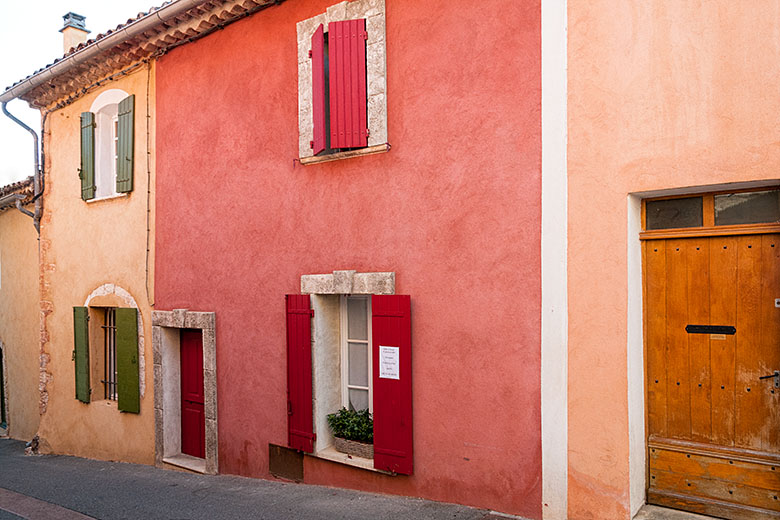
[101,307,118,400]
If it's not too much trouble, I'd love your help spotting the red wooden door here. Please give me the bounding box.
[181,329,205,459]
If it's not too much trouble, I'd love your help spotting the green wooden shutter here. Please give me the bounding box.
[73,307,91,403]
[79,112,96,201]
[116,307,140,413]
[116,95,135,193]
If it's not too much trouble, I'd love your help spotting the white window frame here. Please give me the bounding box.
[339,295,372,413]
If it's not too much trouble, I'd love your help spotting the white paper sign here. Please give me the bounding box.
[379,346,400,380]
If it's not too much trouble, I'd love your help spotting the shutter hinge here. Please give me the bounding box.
[310,309,314,317]
[72,350,76,361]
[287,400,293,415]
[362,31,368,40]
[308,49,312,58]
[366,128,370,137]
[310,140,314,149]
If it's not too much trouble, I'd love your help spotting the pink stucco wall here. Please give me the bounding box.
[155,0,542,516]
[568,2,780,518]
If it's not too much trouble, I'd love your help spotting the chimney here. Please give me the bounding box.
[60,12,90,53]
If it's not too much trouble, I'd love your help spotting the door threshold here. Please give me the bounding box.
[163,454,206,474]
[634,505,718,520]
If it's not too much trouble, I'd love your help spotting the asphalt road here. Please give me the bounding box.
[0,438,497,520]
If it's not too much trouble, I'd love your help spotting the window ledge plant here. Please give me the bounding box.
[327,408,373,459]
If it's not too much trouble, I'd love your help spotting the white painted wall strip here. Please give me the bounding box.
[627,196,646,517]
[540,0,568,519]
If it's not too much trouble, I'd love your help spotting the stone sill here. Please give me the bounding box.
[163,454,207,474]
[86,193,129,204]
[299,143,390,165]
[313,445,393,475]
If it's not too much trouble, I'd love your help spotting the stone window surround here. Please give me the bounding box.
[296,0,388,165]
[301,270,395,473]
[152,309,217,475]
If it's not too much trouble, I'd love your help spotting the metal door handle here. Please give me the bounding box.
[759,370,780,388]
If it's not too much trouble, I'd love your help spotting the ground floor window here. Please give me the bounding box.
[286,270,413,475]
[101,307,118,401]
[72,305,139,412]
[341,295,372,413]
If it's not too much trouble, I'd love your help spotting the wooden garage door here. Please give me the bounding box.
[645,234,780,519]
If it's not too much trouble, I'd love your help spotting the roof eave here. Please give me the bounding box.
[0,0,206,105]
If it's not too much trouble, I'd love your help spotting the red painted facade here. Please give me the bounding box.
[155,0,542,516]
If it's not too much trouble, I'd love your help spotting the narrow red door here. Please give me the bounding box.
[180,329,205,459]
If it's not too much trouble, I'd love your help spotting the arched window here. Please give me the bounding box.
[79,89,135,200]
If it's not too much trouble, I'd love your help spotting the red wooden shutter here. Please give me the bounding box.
[372,295,413,475]
[286,294,315,453]
[328,19,368,149]
[310,24,327,155]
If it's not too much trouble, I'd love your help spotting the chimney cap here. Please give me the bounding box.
[60,12,89,33]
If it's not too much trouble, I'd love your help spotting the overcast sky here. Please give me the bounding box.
[0,1,156,187]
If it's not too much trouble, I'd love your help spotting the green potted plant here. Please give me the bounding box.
[326,407,374,459]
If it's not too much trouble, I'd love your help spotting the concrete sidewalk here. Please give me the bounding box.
[0,438,498,520]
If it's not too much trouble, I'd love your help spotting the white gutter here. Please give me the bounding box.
[0,0,206,104]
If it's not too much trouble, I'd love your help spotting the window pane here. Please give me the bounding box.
[347,297,367,340]
[349,389,369,412]
[348,342,368,387]
[646,197,703,230]
[714,190,780,226]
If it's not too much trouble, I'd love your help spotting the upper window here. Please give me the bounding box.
[310,19,368,155]
[297,0,387,163]
[80,89,135,201]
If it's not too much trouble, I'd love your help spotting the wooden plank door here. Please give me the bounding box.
[645,234,780,519]
[181,329,205,459]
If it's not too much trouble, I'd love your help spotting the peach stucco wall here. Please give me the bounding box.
[36,65,156,463]
[567,2,780,518]
[0,205,40,441]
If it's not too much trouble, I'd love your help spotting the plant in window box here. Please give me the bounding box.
[327,408,374,459]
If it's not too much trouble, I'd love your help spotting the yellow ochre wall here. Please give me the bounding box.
[567,3,780,518]
[36,63,156,463]
[0,204,40,441]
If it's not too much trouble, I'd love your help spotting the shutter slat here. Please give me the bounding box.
[372,295,413,475]
[116,307,140,413]
[79,113,95,201]
[287,294,315,452]
[116,95,135,193]
[73,307,91,403]
[328,19,368,149]
[311,24,327,155]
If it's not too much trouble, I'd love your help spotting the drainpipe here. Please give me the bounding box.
[2,102,42,233]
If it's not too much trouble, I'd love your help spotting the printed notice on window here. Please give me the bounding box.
[379,346,400,379]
